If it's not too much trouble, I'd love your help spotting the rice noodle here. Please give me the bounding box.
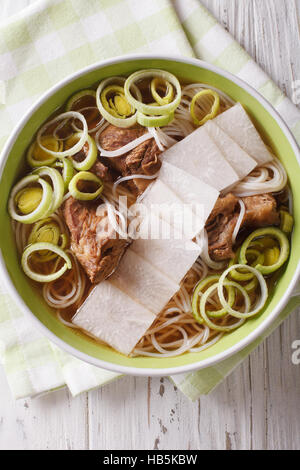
[147,127,165,151]
[232,199,246,244]
[43,249,86,309]
[133,258,222,358]
[56,310,81,329]
[96,132,153,157]
[196,229,226,270]
[98,195,129,240]
[112,173,159,198]
[232,157,288,197]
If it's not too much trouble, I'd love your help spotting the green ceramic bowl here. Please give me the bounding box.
[0,55,300,376]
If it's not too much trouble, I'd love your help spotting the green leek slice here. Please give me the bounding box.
[66,133,97,171]
[199,281,246,332]
[150,77,175,106]
[192,275,235,322]
[69,171,104,201]
[136,110,174,127]
[124,69,181,116]
[27,136,60,168]
[54,158,74,191]
[239,227,290,275]
[21,242,71,282]
[15,187,43,215]
[37,111,88,159]
[33,167,65,215]
[96,77,142,128]
[280,210,294,234]
[8,175,53,224]
[218,265,268,318]
[190,89,220,126]
[66,89,96,111]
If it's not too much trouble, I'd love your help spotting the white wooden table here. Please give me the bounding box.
[1,0,300,451]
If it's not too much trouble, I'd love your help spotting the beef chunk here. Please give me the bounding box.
[71,138,114,183]
[63,197,128,283]
[99,125,161,194]
[90,160,114,182]
[71,139,114,183]
[206,193,239,260]
[206,193,280,261]
[242,194,280,227]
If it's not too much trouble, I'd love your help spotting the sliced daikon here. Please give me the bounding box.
[204,120,257,179]
[141,179,203,239]
[215,103,273,165]
[162,126,239,191]
[131,213,202,285]
[158,161,219,224]
[72,281,156,356]
[109,248,179,315]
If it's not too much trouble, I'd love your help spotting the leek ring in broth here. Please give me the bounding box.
[37,111,88,159]
[124,69,181,116]
[66,133,98,171]
[9,175,53,224]
[27,136,61,168]
[21,242,72,283]
[69,171,104,201]
[239,227,290,275]
[33,167,65,215]
[96,76,142,128]
[150,77,175,106]
[190,89,220,126]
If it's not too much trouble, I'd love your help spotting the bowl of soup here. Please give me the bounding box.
[0,54,299,376]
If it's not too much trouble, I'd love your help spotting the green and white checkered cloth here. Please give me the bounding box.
[0,0,300,400]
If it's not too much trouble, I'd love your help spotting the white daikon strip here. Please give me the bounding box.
[141,179,203,240]
[109,249,179,315]
[158,161,219,226]
[215,103,273,165]
[204,120,257,179]
[131,213,202,285]
[72,281,156,356]
[161,126,239,191]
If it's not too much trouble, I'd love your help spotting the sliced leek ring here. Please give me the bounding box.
[192,275,236,322]
[96,76,142,128]
[124,69,181,116]
[190,89,220,126]
[66,133,98,171]
[69,171,104,201]
[54,158,74,191]
[151,77,175,106]
[66,89,104,133]
[8,175,53,224]
[33,167,65,215]
[239,227,290,275]
[66,89,96,111]
[27,136,61,168]
[136,110,174,127]
[21,242,72,282]
[101,85,134,118]
[36,111,88,159]
[15,187,43,215]
[199,282,246,332]
[218,265,268,318]
[28,218,68,262]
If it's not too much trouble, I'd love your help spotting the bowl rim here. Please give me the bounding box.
[0,53,300,377]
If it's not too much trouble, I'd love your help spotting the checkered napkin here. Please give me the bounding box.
[0,0,299,400]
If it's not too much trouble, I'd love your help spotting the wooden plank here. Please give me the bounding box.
[0,366,88,450]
